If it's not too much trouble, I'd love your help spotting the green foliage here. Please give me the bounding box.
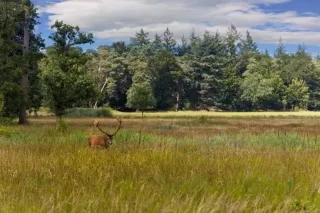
[130,28,150,47]
[126,71,156,112]
[0,93,4,117]
[3,4,320,115]
[149,49,184,110]
[56,118,68,133]
[241,73,286,110]
[0,1,44,119]
[162,27,176,52]
[0,126,16,137]
[291,199,308,211]
[240,56,287,110]
[285,79,309,110]
[48,20,93,53]
[81,25,320,112]
[308,62,320,110]
[40,21,97,118]
[65,107,113,118]
[187,31,226,109]
[0,1,23,118]
[87,46,133,110]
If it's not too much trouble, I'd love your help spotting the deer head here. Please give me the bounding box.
[88,118,122,148]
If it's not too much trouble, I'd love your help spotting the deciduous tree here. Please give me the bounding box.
[40,21,96,120]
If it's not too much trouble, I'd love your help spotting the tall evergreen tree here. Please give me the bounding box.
[218,25,243,110]
[176,35,190,56]
[148,49,183,110]
[274,37,285,58]
[130,29,150,47]
[151,33,163,54]
[162,27,176,52]
[0,0,22,117]
[188,31,226,109]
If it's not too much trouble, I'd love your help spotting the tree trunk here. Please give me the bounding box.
[94,77,108,109]
[56,115,62,123]
[94,60,107,109]
[175,92,180,111]
[18,4,30,125]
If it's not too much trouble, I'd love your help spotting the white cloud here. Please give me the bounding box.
[39,0,320,45]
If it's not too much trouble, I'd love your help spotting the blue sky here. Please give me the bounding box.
[33,0,320,56]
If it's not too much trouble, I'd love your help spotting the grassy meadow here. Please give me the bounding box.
[2,115,320,212]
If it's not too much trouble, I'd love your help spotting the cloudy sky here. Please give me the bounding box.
[33,0,320,56]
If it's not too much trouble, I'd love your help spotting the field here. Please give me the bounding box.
[113,110,320,118]
[2,114,320,212]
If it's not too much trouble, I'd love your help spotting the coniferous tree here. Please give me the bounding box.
[176,35,190,56]
[0,1,21,118]
[219,25,242,110]
[130,29,150,47]
[162,27,176,53]
[0,0,44,119]
[275,37,285,58]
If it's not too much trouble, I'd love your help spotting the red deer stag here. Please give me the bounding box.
[88,118,122,148]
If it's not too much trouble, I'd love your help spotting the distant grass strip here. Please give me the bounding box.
[113,110,320,118]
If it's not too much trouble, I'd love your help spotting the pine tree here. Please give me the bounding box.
[225,24,241,57]
[238,30,258,76]
[240,31,258,53]
[219,25,243,110]
[189,31,226,109]
[176,35,189,56]
[151,33,162,53]
[130,29,150,47]
[162,27,176,52]
[275,37,285,58]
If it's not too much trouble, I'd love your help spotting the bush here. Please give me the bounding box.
[56,119,68,133]
[65,107,113,118]
[0,126,15,137]
[197,115,209,124]
[182,102,192,111]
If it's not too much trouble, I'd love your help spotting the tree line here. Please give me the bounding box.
[1,1,320,123]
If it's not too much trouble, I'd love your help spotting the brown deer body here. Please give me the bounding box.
[88,118,122,148]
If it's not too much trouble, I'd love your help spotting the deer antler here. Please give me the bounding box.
[111,118,122,136]
[94,120,112,137]
[94,118,122,137]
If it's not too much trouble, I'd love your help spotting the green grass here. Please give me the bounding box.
[1,118,320,212]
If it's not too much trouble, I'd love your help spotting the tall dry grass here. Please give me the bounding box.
[113,110,320,118]
[1,118,320,212]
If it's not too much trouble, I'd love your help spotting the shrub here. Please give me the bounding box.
[65,107,113,118]
[56,119,68,133]
[197,115,209,124]
[0,126,15,137]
